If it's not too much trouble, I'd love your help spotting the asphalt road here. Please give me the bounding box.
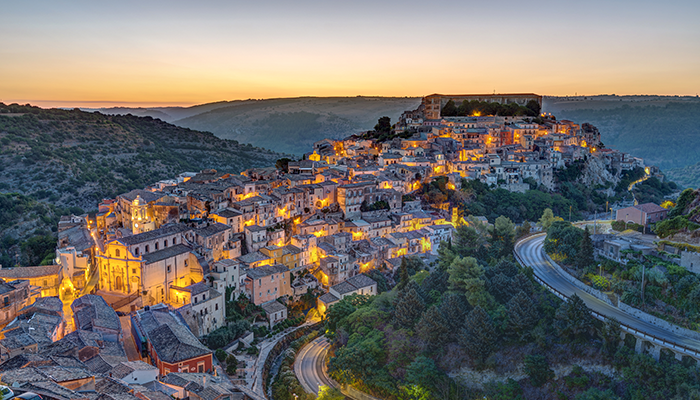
[295,336,339,395]
[515,233,700,353]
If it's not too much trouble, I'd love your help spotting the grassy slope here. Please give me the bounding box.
[0,103,287,210]
[171,96,422,155]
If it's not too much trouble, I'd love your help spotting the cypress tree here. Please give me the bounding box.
[440,293,471,339]
[577,226,595,269]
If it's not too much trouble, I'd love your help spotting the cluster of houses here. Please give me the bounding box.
[0,93,668,399]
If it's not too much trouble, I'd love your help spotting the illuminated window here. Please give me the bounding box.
[115,249,120,257]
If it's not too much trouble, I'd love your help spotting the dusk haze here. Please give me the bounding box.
[2,1,700,400]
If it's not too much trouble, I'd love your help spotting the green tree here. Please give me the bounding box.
[326,298,357,332]
[453,224,485,258]
[447,256,493,309]
[374,116,392,133]
[556,294,595,342]
[538,208,562,231]
[394,287,425,329]
[275,157,292,173]
[599,317,622,358]
[215,349,227,362]
[526,99,541,116]
[317,386,345,400]
[416,305,449,350]
[459,306,497,364]
[544,220,583,261]
[524,354,554,387]
[405,355,443,396]
[576,226,595,269]
[505,291,539,341]
[441,100,458,117]
[515,220,532,239]
[575,388,621,400]
[439,293,471,339]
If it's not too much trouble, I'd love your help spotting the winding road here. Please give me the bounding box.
[294,336,338,395]
[515,233,700,353]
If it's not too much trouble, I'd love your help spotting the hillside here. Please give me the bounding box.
[543,95,700,188]
[0,103,287,210]
[96,97,422,155]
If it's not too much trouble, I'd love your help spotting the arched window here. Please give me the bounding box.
[145,245,150,253]
[134,247,139,256]
[115,249,120,257]
[155,242,159,250]
[164,240,168,248]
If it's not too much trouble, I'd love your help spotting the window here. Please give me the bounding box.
[135,247,139,256]
[203,294,206,300]
[145,245,150,253]
[184,259,188,267]
[173,238,177,245]
[167,265,171,273]
[164,240,168,248]
[155,242,159,250]
[3,297,8,306]
[132,268,136,275]
[115,249,120,257]
[215,303,218,311]
[197,363,205,373]
[258,279,262,286]
[43,280,47,286]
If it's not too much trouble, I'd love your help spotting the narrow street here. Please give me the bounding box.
[120,315,142,361]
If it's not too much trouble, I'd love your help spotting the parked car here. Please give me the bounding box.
[0,386,13,400]
[14,393,42,400]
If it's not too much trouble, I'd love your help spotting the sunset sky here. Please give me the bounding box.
[2,0,699,108]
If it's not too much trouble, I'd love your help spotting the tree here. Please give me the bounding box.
[459,306,497,364]
[505,291,539,341]
[524,354,554,387]
[326,298,357,332]
[439,293,471,339]
[491,216,515,258]
[317,386,345,400]
[487,273,515,304]
[453,224,484,258]
[598,317,622,358]
[416,305,449,350]
[544,220,583,261]
[406,355,443,389]
[526,99,541,116]
[516,221,532,239]
[576,226,595,269]
[394,287,425,329]
[556,294,595,342]
[374,116,392,133]
[441,100,458,117]
[215,349,227,362]
[447,256,493,309]
[538,208,562,231]
[275,157,292,173]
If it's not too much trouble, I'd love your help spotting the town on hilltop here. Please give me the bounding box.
[0,93,663,400]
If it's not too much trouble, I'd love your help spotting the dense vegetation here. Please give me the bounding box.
[0,103,286,209]
[441,99,541,117]
[325,220,700,399]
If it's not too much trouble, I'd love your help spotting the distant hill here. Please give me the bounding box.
[0,103,287,210]
[544,95,700,188]
[95,97,422,155]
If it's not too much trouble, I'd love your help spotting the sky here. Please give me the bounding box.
[1,0,699,108]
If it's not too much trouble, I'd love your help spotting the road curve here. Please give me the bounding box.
[515,233,700,353]
[295,336,339,395]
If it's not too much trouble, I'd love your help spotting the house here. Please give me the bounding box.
[0,279,34,326]
[71,295,122,342]
[209,259,241,298]
[260,301,287,328]
[108,360,158,384]
[616,203,668,226]
[134,309,212,375]
[0,265,62,298]
[317,273,377,316]
[244,264,292,305]
[176,282,225,336]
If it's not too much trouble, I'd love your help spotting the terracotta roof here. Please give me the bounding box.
[635,203,667,214]
[0,265,61,279]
